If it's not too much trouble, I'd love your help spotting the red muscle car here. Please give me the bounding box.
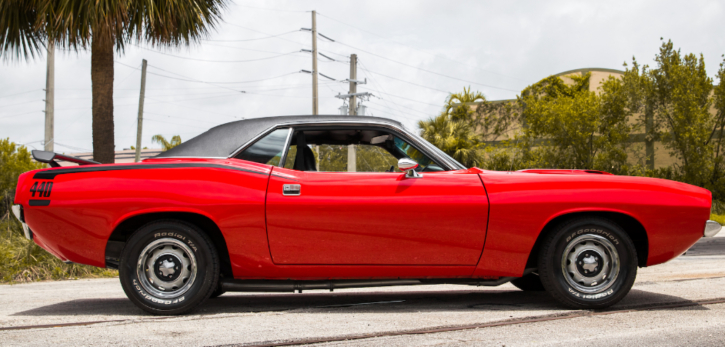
[11,115,721,315]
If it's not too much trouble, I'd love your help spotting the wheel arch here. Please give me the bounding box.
[105,212,234,280]
[524,211,649,269]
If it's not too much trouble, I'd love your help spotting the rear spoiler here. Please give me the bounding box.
[31,150,100,167]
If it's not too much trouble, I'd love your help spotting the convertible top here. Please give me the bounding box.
[155,115,404,158]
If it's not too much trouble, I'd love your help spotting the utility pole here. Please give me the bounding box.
[44,42,54,152]
[348,54,357,115]
[347,54,358,172]
[134,59,148,163]
[311,10,319,115]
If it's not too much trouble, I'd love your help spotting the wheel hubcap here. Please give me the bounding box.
[561,234,620,294]
[136,238,197,299]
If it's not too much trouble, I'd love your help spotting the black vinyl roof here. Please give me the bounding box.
[155,115,405,158]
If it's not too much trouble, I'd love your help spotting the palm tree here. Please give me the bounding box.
[0,0,228,163]
[443,86,486,122]
[419,112,484,168]
[152,134,182,151]
[418,87,487,167]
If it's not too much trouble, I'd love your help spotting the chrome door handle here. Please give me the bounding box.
[283,184,301,196]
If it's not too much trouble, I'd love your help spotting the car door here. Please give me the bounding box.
[264,129,489,266]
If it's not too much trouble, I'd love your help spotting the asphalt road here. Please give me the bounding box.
[1,234,724,347]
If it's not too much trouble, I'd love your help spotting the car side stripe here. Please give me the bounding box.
[32,163,268,180]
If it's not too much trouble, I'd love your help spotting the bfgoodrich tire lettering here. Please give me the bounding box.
[119,220,219,315]
[538,217,637,309]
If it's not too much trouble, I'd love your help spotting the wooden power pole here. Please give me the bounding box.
[311,10,319,115]
[134,59,148,162]
[348,54,357,116]
[44,42,54,152]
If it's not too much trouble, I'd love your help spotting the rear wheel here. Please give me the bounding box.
[538,217,637,309]
[119,220,219,315]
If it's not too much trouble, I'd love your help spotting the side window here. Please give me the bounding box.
[287,144,399,172]
[282,129,443,172]
[236,128,289,165]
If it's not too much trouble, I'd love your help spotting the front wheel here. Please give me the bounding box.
[538,217,637,309]
[119,220,219,315]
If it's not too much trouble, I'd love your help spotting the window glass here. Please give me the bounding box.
[236,128,289,165]
[303,144,399,172]
[282,129,442,172]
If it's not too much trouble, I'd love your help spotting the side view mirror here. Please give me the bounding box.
[398,158,422,178]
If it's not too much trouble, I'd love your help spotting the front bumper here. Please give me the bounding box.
[704,220,721,237]
[10,205,33,240]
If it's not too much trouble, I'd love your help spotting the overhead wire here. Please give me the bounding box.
[332,39,520,93]
[134,46,301,63]
[356,60,422,122]
[204,30,299,42]
[225,23,304,46]
[0,89,42,99]
[359,66,450,94]
[230,4,309,13]
[0,99,43,108]
[0,110,41,120]
[317,12,527,83]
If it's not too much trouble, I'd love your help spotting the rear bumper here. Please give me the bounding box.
[10,205,33,240]
[704,220,721,237]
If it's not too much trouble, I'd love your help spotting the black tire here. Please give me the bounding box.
[538,217,637,309]
[119,220,220,315]
[209,285,226,299]
[511,272,546,291]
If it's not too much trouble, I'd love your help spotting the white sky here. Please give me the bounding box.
[1,0,724,152]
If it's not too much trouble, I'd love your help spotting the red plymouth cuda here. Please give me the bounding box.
[11,115,719,314]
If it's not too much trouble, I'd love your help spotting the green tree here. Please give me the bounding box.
[0,138,43,211]
[0,0,228,163]
[648,40,717,188]
[516,72,634,173]
[152,134,182,151]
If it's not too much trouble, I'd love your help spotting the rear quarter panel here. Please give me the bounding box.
[475,171,711,277]
[15,159,271,273]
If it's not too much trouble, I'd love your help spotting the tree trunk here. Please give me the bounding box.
[91,36,115,163]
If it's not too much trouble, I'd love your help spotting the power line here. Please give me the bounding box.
[135,46,301,63]
[0,99,43,108]
[357,60,422,122]
[332,39,520,92]
[204,30,300,42]
[359,66,450,94]
[230,4,308,13]
[203,42,302,55]
[225,23,303,46]
[145,112,226,125]
[143,97,240,120]
[0,89,42,99]
[0,110,41,120]
[118,62,301,85]
[317,12,527,83]
[117,61,247,94]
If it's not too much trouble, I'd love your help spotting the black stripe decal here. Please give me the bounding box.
[29,200,50,206]
[33,163,268,180]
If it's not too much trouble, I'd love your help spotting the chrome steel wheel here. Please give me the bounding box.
[136,238,197,299]
[561,234,620,294]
